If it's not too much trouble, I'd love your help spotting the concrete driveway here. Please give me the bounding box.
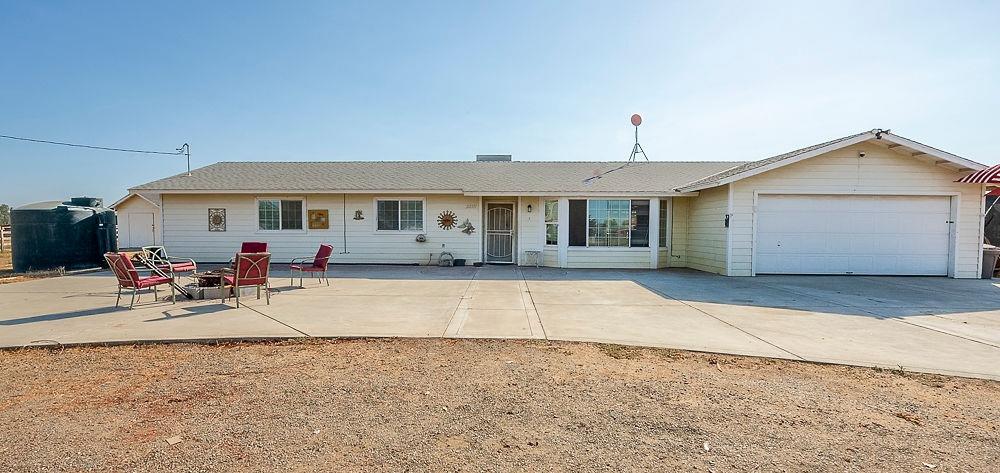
[2,265,999,380]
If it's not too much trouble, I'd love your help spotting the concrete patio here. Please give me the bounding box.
[1,265,999,380]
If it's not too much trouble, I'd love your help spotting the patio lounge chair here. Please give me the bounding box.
[224,252,271,308]
[105,252,176,309]
[141,246,197,274]
[289,244,334,287]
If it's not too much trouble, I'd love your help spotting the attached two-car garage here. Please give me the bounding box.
[754,194,952,276]
[675,129,987,278]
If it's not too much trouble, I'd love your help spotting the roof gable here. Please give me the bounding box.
[109,192,160,210]
[674,129,987,192]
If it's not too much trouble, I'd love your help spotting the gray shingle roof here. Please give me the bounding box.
[674,131,872,191]
[130,161,746,194]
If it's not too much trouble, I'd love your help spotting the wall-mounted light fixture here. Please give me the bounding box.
[526,204,533,213]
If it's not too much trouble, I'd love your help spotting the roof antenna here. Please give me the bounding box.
[582,114,649,185]
[628,114,649,162]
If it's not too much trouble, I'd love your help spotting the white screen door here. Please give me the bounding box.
[485,203,514,263]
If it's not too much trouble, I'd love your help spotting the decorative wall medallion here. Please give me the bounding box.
[308,209,330,229]
[208,208,226,232]
[457,218,475,235]
[437,210,457,230]
[353,210,365,220]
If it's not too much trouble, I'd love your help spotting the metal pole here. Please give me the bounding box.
[177,143,191,175]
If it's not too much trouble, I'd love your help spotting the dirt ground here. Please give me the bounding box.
[0,339,997,472]
[0,250,64,284]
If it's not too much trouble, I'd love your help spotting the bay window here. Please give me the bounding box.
[567,199,650,248]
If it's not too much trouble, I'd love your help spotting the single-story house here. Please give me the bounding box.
[116,129,990,277]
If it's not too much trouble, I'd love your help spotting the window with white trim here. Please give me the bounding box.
[570,199,650,247]
[258,199,303,230]
[376,199,424,231]
[544,200,558,245]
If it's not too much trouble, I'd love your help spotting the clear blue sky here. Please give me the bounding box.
[2,1,998,206]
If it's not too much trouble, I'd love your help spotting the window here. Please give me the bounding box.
[659,200,669,248]
[258,199,303,230]
[544,200,558,245]
[569,199,650,248]
[376,199,424,231]
[630,200,649,247]
[587,199,631,247]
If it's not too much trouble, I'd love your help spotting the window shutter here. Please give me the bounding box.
[568,200,587,247]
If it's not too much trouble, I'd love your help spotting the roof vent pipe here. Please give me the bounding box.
[475,154,512,162]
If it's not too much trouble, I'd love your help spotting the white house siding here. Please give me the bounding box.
[728,142,984,278]
[542,247,558,267]
[657,249,670,269]
[668,197,690,268]
[161,193,483,264]
[114,194,162,248]
[684,186,730,275]
[566,248,650,269]
[517,196,543,265]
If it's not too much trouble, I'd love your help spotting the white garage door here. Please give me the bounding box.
[755,195,951,275]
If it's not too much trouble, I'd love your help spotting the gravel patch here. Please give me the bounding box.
[0,338,997,471]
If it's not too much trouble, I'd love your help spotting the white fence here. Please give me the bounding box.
[1,225,10,252]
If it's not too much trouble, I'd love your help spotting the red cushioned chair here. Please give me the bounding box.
[289,244,334,287]
[141,246,197,274]
[241,242,268,253]
[105,252,176,309]
[224,252,271,308]
[230,242,269,266]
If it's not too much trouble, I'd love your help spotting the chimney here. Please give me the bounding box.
[475,154,512,162]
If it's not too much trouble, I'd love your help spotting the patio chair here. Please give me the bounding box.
[141,246,197,274]
[223,252,271,308]
[104,252,176,309]
[289,244,334,287]
[230,242,269,266]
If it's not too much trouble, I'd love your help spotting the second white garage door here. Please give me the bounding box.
[755,195,952,275]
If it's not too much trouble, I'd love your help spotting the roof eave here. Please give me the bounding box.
[673,131,988,192]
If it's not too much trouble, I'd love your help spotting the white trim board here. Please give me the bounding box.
[677,131,988,192]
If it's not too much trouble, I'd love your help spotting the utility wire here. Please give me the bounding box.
[0,133,182,156]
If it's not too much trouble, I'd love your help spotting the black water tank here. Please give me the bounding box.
[11,198,118,272]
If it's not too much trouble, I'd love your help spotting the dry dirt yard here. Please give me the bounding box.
[0,339,997,472]
[0,250,63,285]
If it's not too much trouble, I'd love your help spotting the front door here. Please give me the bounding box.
[485,203,514,263]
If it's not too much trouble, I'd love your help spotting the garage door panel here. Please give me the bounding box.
[756,195,951,275]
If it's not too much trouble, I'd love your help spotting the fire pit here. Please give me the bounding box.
[186,269,249,301]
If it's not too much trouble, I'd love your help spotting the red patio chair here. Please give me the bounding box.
[104,252,176,309]
[223,252,271,308]
[141,246,197,274]
[230,242,269,266]
[289,244,334,287]
[241,242,268,253]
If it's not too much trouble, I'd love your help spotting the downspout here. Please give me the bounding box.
[341,193,349,254]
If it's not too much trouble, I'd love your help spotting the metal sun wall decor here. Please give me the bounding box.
[208,208,226,232]
[308,209,330,229]
[437,210,457,230]
[457,218,475,235]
